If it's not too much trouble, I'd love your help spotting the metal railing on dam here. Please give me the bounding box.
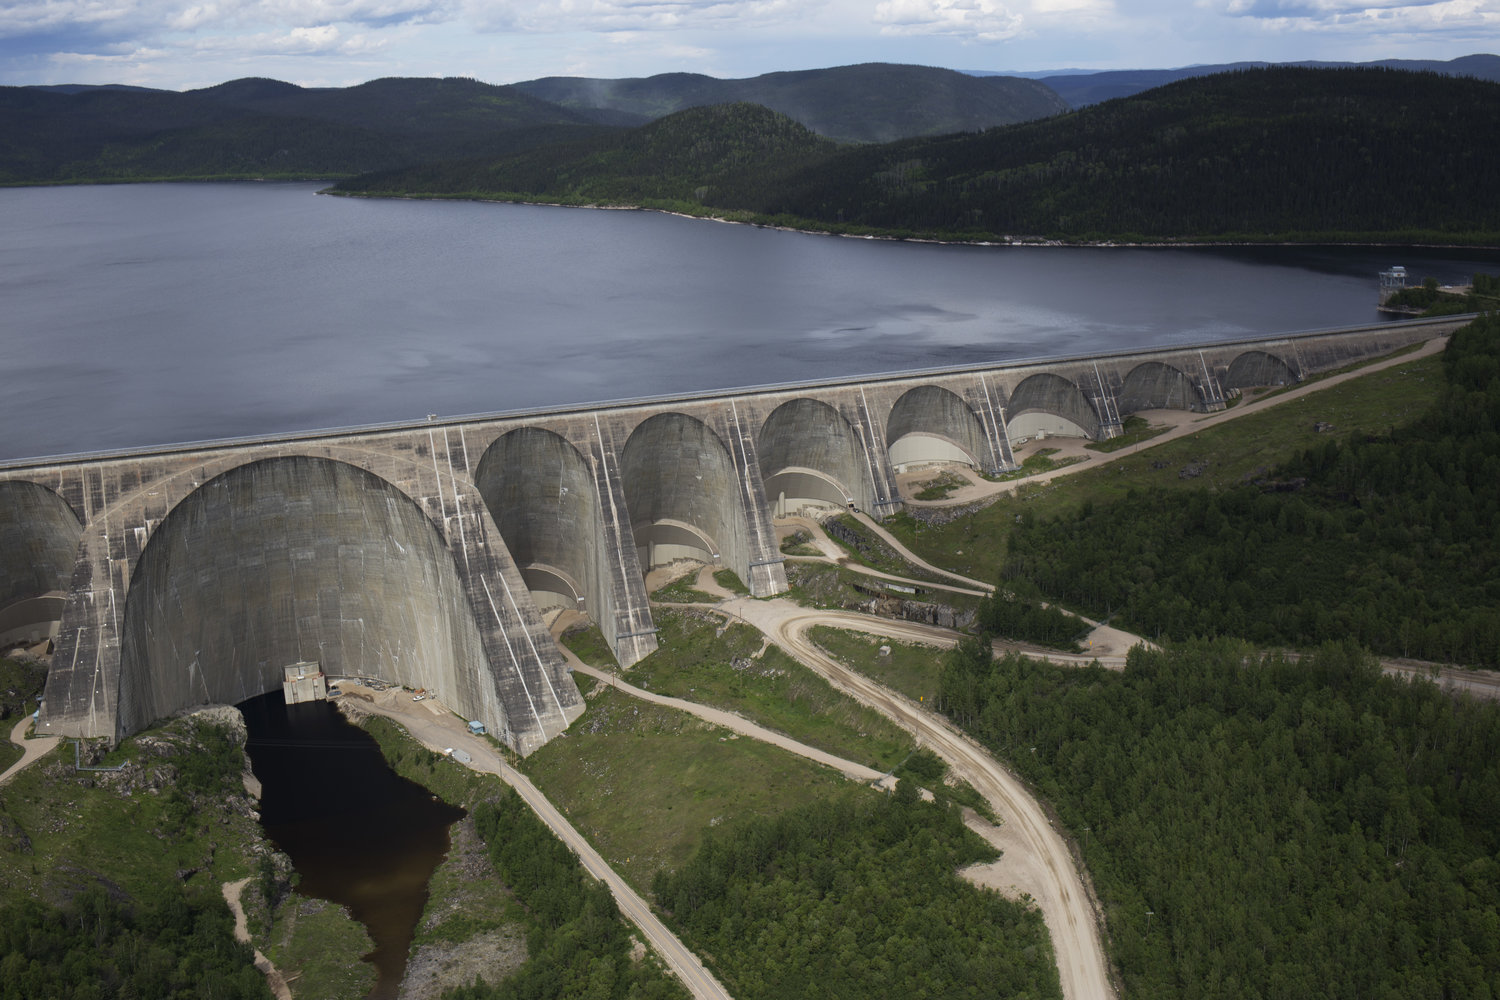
[0,315,1468,754]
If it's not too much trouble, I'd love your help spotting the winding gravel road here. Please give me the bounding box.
[717,598,1117,1000]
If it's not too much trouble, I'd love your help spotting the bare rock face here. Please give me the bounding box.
[860,595,977,631]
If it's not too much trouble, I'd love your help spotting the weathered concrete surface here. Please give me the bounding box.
[0,316,1462,751]
[0,481,82,646]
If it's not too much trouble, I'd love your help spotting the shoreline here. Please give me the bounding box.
[319,188,1500,252]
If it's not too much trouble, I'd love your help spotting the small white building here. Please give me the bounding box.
[1379,266,1408,304]
[282,661,327,704]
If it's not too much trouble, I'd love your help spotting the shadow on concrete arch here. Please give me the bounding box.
[1119,361,1199,414]
[1007,372,1101,440]
[758,397,873,515]
[621,412,748,583]
[475,427,601,616]
[886,384,991,471]
[0,481,82,649]
[116,456,490,739]
[1225,350,1299,390]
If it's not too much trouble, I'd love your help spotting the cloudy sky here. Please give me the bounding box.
[2,0,1496,91]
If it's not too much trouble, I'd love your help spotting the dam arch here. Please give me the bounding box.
[1119,361,1198,414]
[1225,350,1299,389]
[1007,373,1101,440]
[758,398,872,514]
[115,456,496,740]
[621,413,747,580]
[0,481,83,648]
[886,385,990,471]
[475,427,601,615]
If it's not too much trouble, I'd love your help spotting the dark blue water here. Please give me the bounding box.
[240,692,464,999]
[3,181,1496,462]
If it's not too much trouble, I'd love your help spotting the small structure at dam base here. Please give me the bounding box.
[282,662,327,705]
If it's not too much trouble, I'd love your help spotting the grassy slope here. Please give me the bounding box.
[891,348,1446,583]
[0,719,262,905]
[522,684,856,892]
[624,608,913,772]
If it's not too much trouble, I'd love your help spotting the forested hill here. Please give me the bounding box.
[335,103,838,207]
[740,66,1500,243]
[338,67,1500,244]
[0,76,611,183]
[1035,52,1500,107]
[512,63,1069,143]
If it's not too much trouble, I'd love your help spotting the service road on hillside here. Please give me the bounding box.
[718,598,1117,1000]
[339,688,733,1000]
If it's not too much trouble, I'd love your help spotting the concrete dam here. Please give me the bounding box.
[0,317,1461,754]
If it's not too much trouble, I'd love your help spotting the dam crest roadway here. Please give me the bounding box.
[0,316,1465,754]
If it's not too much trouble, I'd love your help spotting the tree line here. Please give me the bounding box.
[448,788,685,1000]
[336,66,1500,244]
[937,638,1500,998]
[652,787,1061,1000]
[1000,312,1500,667]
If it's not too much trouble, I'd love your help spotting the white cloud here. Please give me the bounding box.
[462,0,799,33]
[0,0,449,37]
[873,0,1024,40]
[1205,0,1500,25]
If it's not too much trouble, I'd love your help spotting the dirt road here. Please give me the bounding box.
[0,715,59,787]
[222,877,295,1000]
[340,687,733,1000]
[717,598,1116,1000]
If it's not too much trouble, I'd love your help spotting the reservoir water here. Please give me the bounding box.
[2,181,1498,463]
[240,692,465,1000]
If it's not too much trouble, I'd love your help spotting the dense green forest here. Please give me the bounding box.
[0,887,269,1000]
[0,77,610,183]
[652,788,1061,1000]
[936,638,1500,999]
[340,66,1500,243]
[998,313,1500,666]
[336,102,837,209]
[747,67,1500,242]
[976,593,1090,651]
[0,717,271,998]
[449,788,685,1000]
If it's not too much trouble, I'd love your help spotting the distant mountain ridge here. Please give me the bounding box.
[0,76,610,183]
[512,63,1069,143]
[0,64,1067,183]
[338,66,1500,245]
[1003,53,1500,107]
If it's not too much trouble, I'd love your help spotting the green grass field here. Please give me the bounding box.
[806,626,949,705]
[626,608,913,771]
[522,688,861,892]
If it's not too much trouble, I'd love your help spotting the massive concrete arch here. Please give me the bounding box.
[886,385,991,471]
[475,427,601,614]
[758,398,874,514]
[621,413,747,581]
[1007,373,1101,440]
[0,481,82,648]
[1119,361,1197,414]
[1225,350,1298,389]
[115,456,494,739]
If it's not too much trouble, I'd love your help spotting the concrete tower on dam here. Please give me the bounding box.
[0,317,1460,754]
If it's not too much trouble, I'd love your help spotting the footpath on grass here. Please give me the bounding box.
[336,686,733,1000]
